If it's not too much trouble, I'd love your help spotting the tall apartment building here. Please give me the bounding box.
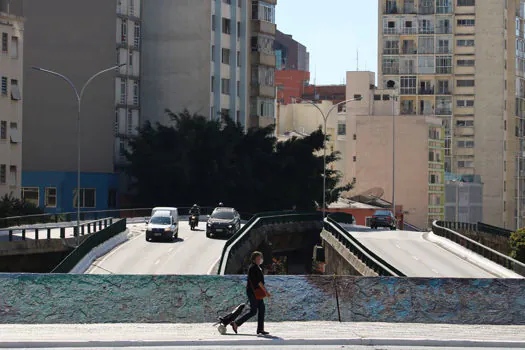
[141,0,277,130]
[378,0,525,229]
[0,11,23,200]
[0,0,142,212]
[275,30,310,71]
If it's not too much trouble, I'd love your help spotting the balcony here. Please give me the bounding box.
[403,5,417,14]
[401,47,417,55]
[383,67,400,74]
[384,7,399,14]
[251,20,276,36]
[251,83,276,98]
[419,87,435,95]
[383,28,399,35]
[436,67,452,74]
[419,7,435,15]
[436,89,451,95]
[400,27,418,35]
[436,26,452,34]
[436,108,452,115]
[383,48,399,55]
[251,52,276,67]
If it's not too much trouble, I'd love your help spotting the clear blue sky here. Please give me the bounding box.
[275,0,378,85]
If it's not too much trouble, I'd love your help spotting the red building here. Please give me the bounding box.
[276,70,310,105]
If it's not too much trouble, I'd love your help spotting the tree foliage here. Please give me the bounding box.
[510,228,525,263]
[125,110,352,214]
[0,193,43,219]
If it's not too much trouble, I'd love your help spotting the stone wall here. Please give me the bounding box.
[0,274,523,325]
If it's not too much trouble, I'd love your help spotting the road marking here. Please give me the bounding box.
[412,256,420,261]
[207,257,221,275]
[154,259,160,265]
[86,228,144,274]
[432,269,440,275]
[395,244,401,249]
[168,248,174,253]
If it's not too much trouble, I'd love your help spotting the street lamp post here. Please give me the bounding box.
[391,94,396,222]
[294,97,362,219]
[32,64,125,246]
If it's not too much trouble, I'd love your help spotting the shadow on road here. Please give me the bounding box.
[147,238,185,244]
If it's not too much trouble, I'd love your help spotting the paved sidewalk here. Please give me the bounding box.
[0,322,524,348]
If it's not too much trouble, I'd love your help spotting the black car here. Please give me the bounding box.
[206,208,241,238]
[370,210,397,230]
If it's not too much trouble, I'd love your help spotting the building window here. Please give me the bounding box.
[10,79,20,100]
[400,76,417,95]
[211,45,215,62]
[458,0,475,6]
[457,79,475,87]
[10,122,20,143]
[457,59,475,67]
[457,140,475,148]
[457,19,475,26]
[222,18,231,34]
[429,174,441,184]
[237,22,241,38]
[211,76,214,92]
[10,36,18,59]
[457,99,474,107]
[221,78,230,95]
[1,77,7,96]
[458,160,474,168]
[45,187,57,208]
[237,51,241,67]
[1,33,7,53]
[436,56,452,74]
[456,120,474,127]
[221,108,230,120]
[212,15,216,31]
[253,1,275,23]
[73,188,96,208]
[353,156,357,162]
[129,0,135,16]
[457,39,475,47]
[128,51,133,68]
[22,187,39,206]
[251,34,275,54]
[0,121,5,140]
[121,19,127,43]
[0,164,5,184]
[134,23,141,48]
[237,80,240,97]
[222,48,231,64]
[120,79,127,104]
[9,165,16,186]
[133,80,139,105]
[437,39,451,54]
[127,109,133,135]
[337,123,346,136]
[223,0,232,4]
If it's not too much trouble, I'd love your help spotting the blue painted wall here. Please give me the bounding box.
[22,171,119,213]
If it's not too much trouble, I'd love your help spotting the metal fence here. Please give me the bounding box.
[433,221,525,276]
[440,221,513,238]
[324,216,406,277]
[51,218,127,273]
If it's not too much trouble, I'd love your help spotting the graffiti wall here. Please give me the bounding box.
[0,274,523,325]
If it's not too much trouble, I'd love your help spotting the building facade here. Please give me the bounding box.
[275,30,310,71]
[278,71,445,229]
[444,173,483,223]
[378,0,525,229]
[1,0,136,212]
[0,11,23,200]
[275,70,310,105]
[141,0,277,130]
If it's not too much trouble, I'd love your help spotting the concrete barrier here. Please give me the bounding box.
[0,275,523,325]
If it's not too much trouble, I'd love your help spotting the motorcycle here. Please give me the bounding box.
[189,215,199,230]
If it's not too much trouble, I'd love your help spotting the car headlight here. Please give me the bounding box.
[228,225,233,228]
[164,228,171,232]
[207,223,211,227]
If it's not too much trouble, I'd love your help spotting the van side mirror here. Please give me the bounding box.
[144,217,149,224]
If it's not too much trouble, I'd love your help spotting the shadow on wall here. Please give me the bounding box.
[0,275,523,325]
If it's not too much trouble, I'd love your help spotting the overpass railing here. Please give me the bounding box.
[324,216,406,277]
[51,218,127,273]
[217,211,321,275]
[5,217,115,242]
[440,221,512,238]
[433,220,525,276]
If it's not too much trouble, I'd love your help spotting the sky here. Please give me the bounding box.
[275,0,378,85]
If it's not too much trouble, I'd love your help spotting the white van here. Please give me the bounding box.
[145,207,179,242]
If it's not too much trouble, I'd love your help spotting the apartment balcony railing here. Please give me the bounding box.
[383,28,399,35]
[436,26,452,34]
[437,47,452,54]
[401,108,417,115]
[419,28,435,34]
[419,7,435,15]
[399,67,417,74]
[436,67,452,74]
[383,48,399,55]
[383,67,400,74]
[419,88,435,95]
[401,47,417,54]
[401,27,418,35]
[403,5,417,14]
[400,88,417,95]
[421,108,435,115]
[384,7,399,14]
[436,89,452,95]
[436,108,452,115]
[436,7,453,14]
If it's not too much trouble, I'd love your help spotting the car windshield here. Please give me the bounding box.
[150,216,171,225]
[374,211,392,216]
[211,211,235,220]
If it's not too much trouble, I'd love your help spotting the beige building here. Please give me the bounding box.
[278,71,445,229]
[0,12,23,199]
[378,0,525,229]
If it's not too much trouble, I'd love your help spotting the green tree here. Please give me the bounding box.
[125,110,352,213]
[509,228,525,263]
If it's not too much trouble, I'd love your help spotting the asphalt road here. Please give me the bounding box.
[346,227,496,278]
[86,220,226,275]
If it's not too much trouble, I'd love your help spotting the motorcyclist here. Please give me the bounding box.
[189,204,200,224]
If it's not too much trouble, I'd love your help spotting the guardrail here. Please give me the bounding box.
[440,221,512,238]
[0,206,254,229]
[217,211,320,275]
[5,217,115,242]
[403,221,424,232]
[433,221,525,276]
[324,216,406,277]
[51,218,127,273]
